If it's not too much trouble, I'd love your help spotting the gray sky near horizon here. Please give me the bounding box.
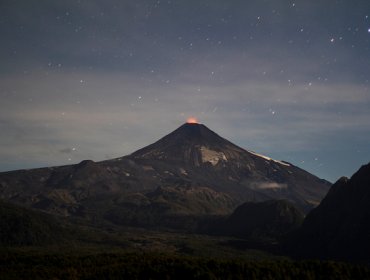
[1,0,370,182]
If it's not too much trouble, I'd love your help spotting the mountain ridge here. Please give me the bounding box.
[0,122,330,230]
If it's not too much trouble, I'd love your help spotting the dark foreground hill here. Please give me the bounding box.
[216,200,304,239]
[0,200,70,246]
[286,162,370,260]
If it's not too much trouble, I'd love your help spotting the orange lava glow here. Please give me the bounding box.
[186,117,198,124]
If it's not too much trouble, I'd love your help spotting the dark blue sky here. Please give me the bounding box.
[1,0,370,182]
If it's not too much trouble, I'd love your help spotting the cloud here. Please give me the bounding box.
[251,182,288,190]
[0,67,369,166]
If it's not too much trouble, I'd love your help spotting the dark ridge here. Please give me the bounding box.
[215,200,304,238]
[0,200,70,246]
[286,162,370,261]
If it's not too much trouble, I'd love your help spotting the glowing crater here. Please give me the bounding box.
[186,117,198,124]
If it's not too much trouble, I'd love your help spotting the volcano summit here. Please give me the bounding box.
[0,123,330,229]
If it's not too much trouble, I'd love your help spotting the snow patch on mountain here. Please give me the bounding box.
[247,150,291,166]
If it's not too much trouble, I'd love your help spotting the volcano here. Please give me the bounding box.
[127,123,330,210]
[0,122,330,229]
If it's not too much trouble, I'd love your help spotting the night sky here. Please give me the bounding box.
[1,0,370,182]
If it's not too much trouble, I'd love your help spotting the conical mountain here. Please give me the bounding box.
[126,122,330,212]
[131,123,245,164]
